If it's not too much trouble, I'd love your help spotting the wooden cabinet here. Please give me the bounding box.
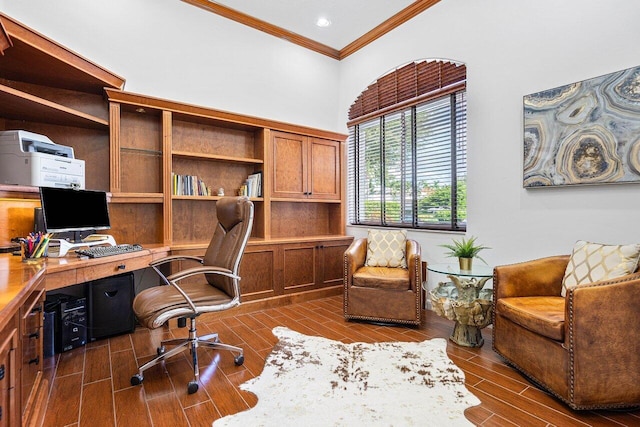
[0,270,46,427]
[105,90,347,248]
[179,237,354,302]
[0,318,18,427]
[105,90,269,247]
[271,131,341,200]
[20,287,45,427]
[281,238,352,294]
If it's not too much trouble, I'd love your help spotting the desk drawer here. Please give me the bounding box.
[76,255,151,283]
[46,270,77,291]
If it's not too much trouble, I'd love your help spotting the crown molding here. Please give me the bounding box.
[182,0,441,61]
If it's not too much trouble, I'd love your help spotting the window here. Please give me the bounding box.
[347,60,467,231]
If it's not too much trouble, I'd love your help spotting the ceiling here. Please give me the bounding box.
[183,0,441,60]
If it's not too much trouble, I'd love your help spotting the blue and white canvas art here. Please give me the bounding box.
[523,65,640,187]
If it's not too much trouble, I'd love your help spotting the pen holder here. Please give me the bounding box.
[20,232,51,261]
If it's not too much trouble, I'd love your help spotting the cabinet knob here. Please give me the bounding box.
[117,264,126,270]
[29,331,40,339]
[29,356,40,365]
[0,364,4,380]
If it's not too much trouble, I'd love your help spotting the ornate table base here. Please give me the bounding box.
[451,321,485,347]
[429,281,493,348]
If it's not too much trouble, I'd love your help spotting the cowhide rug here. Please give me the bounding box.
[213,327,480,426]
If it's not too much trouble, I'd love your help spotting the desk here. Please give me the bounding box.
[0,245,169,426]
[426,263,493,347]
[44,244,169,291]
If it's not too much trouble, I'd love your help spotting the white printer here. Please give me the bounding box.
[0,130,85,189]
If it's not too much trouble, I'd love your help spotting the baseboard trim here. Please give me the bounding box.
[199,286,343,321]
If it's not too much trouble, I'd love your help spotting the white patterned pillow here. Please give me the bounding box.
[365,229,407,268]
[562,240,640,296]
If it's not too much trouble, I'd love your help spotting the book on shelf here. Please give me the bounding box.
[242,171,262,198]
[172,173,212,196]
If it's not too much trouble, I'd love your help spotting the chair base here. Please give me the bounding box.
[131,316,244,394]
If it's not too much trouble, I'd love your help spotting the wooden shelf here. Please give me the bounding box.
[271,197,342,203]
[172,195,263,202]
[172,150,263,164]
[0,84,109,129]
[0,184,39,199]
[109,193,164,203]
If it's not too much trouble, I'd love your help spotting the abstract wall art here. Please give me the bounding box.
[523,65,640,188]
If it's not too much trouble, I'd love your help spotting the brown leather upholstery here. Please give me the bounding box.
[344,237,422,325]
[134,196,254,329]
[493,255,640,410]
[131,196,253,394]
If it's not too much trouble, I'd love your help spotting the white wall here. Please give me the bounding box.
[0,0,340,131]
[3,0,640,291]
[339,0,640,291]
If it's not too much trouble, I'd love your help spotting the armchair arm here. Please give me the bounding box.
[494,255,569,299]
[344,238,367,281]
[567,272,640,390]
[406,239,422,291]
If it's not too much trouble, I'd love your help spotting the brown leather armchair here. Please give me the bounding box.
[344,237,422,325]
[493,256,640,410]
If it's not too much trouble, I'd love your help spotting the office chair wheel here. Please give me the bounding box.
[157,346,166,356]
[187,381,199,394]
[131,374,144,386]
[234,354,244,366]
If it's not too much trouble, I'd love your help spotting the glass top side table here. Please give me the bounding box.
[426,263,494,347]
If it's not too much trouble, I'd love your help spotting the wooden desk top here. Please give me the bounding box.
[44,244,170,275]
[0,254,45,326]
[0,244,170,319]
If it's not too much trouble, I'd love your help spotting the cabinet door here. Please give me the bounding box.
[238,244,278,301]
[309,138,341,200]
[316,240,352,286]
[271,132,308,198]
[0,321,18,427]
[282,243,317,293]
[20,289,45,421]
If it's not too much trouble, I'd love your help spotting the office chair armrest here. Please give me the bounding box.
[167,266,238,283]
[149,255,204,268]
[150,265,239,314]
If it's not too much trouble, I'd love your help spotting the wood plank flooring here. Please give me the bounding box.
[41,295,640,426]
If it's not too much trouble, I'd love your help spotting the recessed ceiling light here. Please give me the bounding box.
[316,17,331,28]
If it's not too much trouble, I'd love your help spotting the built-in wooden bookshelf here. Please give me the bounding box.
[104,88,348,248]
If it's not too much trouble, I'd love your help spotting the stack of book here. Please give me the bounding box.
[240,171,262,198]
[172,173,212,196]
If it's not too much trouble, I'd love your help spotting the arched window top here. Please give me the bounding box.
[348,60,466,122]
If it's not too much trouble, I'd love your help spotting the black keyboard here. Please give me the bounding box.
[76,244,143,258]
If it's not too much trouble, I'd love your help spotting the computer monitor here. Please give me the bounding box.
[39,187,111,242]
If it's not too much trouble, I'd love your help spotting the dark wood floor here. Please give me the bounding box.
[41,295,639,426]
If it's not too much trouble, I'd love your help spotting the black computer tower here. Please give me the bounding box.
[45,293,87,353]
[87,272,135,341]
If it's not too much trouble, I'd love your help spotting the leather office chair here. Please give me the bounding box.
[344,236,422,325]
[493,255,640,410]
[130,196,254,394]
